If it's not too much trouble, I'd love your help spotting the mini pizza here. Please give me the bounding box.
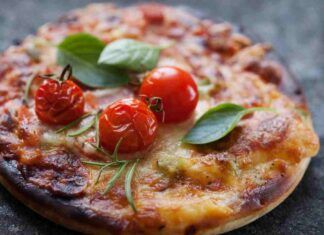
[0,3,319,235]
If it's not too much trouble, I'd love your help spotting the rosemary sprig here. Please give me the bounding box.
[57,109,101,137]
[56,112,92,133]
[112,138,123,162]
[82,160,107,167]
[103,162,128,194]
[95,139,123,184]
[95,162,121,184]
[82,159,127,167]
[82,138,140,212]
[67,117,95,137]
[88,143,112,158]
[125,159,139,212]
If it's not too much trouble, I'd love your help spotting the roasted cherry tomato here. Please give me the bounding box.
[99,98,158,154]
[139,66,199,123]
[35,66,85,125]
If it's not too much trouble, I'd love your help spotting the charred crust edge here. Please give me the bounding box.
[240,174,292,213]
[0,156,126,234]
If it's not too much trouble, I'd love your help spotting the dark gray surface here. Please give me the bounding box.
[0,0,323,234]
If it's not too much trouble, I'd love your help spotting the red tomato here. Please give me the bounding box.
[140,3,164,24]
[139,66,199,123]
[99,98,158,154]
[35,79,85,125]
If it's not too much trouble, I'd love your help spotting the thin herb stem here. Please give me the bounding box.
[67,117,95,137]
[82,160,127,167]
[56,112,93,133]
[112,138,123,162]
[88,143,112,159]
[125,159,139,212]
[95,162,121,184]
[103,162,128,194]
[82,160,107,167]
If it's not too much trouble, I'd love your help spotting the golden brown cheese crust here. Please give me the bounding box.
[0,3,320,235]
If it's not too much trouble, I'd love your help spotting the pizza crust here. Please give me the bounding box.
[0,158,310,234]
[0,159,109,234]
[202,158,310,235]
[0,3,319,234]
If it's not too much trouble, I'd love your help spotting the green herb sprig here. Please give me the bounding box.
[182,103,275,144]
[56,112,93,133]
[67,117,96,137]
[82,139,139,212]
[125,159,139,212]
[56,109,102,138]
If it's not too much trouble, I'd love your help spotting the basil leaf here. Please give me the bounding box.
[183,103,272,144]
[57,33,129,87]
[98,39,161,72]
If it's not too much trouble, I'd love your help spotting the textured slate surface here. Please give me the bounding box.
[0,0,323,234]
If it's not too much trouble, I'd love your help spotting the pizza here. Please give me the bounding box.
[0,3,319,235]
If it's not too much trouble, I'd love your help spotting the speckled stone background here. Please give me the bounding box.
[0,0,323,234]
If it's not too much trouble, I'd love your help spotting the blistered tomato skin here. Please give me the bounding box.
[139,66,199,123]
[35,79,85,125]
[99,98,158,154]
